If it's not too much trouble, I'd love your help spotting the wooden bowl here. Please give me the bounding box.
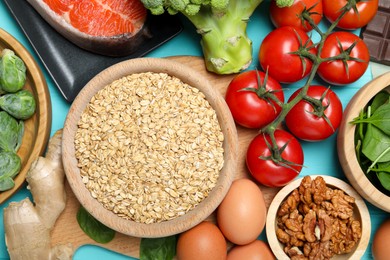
[337,72,390,212]
[0,28,51,203]
[266,175,371,260]
[62,57,239,238]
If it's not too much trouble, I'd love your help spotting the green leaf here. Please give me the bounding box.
[140,235,177,260]
[76,206,115,244]
[362,124,390,163]
[354,103,390,135]
[377,171,390,191]
[370,91,390,113]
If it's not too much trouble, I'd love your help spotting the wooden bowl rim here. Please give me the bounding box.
[62,57,238,238]
[266,175,371,260]
[337,71,390,212]
[0,28,52,204]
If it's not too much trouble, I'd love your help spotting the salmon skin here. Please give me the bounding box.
[27,0,151,56]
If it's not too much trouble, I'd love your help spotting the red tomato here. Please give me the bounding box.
[259,26,316,84]
[318,31,369,85]
[246,129,304,187]
[285,85,343,141]
[225,70,284,129]
[323,0,378,30]
[270,0,323,32]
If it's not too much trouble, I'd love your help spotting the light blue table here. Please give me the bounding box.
[0,0,389,259]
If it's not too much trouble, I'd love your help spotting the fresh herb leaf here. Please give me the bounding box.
[377,171,390,191]
[76,206,115,244]
[353,103,390,135]
[362,124,390,163]
[140,235,177,260]
[370,91,390,113]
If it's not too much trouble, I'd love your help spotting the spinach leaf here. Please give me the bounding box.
[362,124,390,163]
[0,111,24,152]
[370,91,390,113]
[140,235,177,260]
[377,171,390,191]
[371,161,390,175]
[353,102,390,135]
[76,206,115,244]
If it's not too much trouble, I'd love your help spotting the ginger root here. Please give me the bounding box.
[4,129,73,260]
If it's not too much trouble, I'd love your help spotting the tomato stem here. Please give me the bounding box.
[262,0,355,138]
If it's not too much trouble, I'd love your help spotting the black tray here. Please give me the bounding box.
[5,0,182,102]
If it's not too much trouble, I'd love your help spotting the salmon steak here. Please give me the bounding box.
[27,0,151,56]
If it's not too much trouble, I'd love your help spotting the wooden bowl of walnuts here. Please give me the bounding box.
[266,175,370,259]
[62,57,239,238]
[337,72,390,212]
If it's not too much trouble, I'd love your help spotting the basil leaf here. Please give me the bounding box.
[76,206,115,244]
[362,124,390,163]
[377,171,390,191]
[140,235,177,260]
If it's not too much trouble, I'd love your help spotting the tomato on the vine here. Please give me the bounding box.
[259,26,316,84]
[285,85,343,141]
[318,31,369,85]
[323,0,378,30]
[225,70,284,129]
[270,0,323,32]
[246,129,304,187]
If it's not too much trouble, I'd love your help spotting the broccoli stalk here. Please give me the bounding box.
[141,0,294,74]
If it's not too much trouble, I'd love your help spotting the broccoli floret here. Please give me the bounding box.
[140,0,293,74]
[274,0,294,7]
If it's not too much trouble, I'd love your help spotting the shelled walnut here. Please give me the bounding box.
[276,176,362,260]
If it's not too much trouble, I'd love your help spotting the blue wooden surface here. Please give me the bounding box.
[0,0,389,259]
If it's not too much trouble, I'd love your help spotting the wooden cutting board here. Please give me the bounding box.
[51,56,281,258]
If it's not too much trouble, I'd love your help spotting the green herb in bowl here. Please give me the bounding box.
[351,88,390,195]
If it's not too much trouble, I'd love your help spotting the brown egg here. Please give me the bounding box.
[217,178,267,245]
[176,221,227,260]
[372,218,390,260]
[227,240,275,260]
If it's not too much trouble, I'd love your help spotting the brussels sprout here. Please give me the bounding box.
[0,151,21,191]
[0,49,26,93]
[0,111,24,152]
[0,90,36,120]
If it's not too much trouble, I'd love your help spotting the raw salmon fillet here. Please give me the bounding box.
[28,0,152,56]
[42,0,147,37]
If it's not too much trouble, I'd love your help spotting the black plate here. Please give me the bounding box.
[5,0,182,102]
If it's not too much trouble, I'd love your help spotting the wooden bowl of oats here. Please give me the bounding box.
[62,57,239,238]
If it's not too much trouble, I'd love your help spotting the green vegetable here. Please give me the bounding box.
[140,0,294,74]
[140,235,177,260]
[76,206,116,244]
[0,151,21,191]
[0,111,24,152]
[352,89,390,194]
[0,49,26,93]
[0,90,36,120]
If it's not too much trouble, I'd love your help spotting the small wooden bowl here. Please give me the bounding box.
[0,29,51,203]
[337,72,390,212]
[266,175,371,260]
[62,57,239,238]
